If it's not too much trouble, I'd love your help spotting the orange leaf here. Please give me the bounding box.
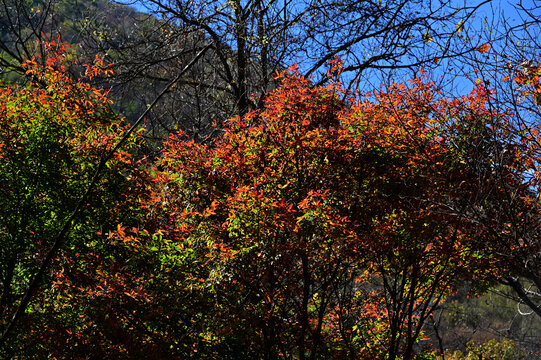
[477,43,490,54]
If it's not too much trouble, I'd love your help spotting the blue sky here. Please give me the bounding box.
[122,0,539,100]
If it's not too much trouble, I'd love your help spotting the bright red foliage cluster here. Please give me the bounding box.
[105,67,526,358]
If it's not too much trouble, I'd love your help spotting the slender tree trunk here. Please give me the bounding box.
[234,0,249,116]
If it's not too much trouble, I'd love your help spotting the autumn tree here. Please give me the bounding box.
[0,41,146,357]
[63,63,523,359]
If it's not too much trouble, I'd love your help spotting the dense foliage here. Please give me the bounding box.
[0,43,539,358]
[0,42,146,357]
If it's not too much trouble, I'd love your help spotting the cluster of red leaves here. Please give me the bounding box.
[504,59,541,105]
[120,66,523,359]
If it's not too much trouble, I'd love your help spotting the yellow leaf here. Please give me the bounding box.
[456,20,463,34]
[422,31,432,43]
